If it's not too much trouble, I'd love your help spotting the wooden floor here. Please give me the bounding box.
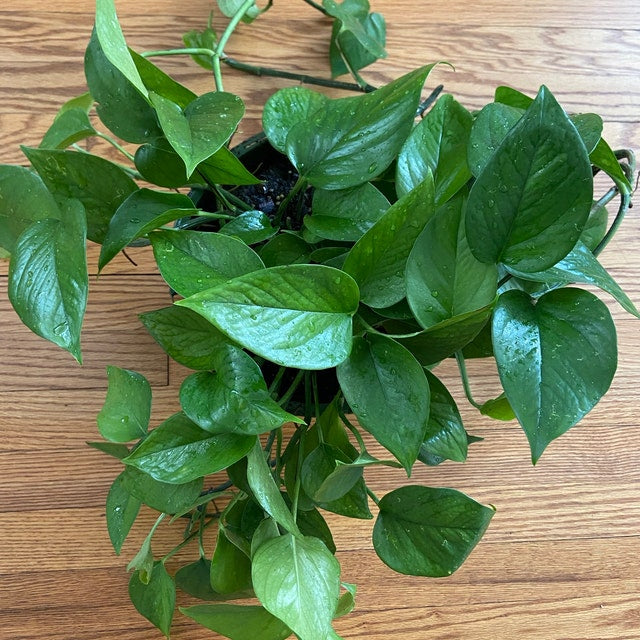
[1,1,639,638]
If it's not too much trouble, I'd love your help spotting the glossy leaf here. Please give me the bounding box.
[97,366,151,442]
[134,137,189,188]
[139,305,231,370]
[259,232,311,267]
[175,559,218,600]
[129,563,175,638]
[306,182,390,242]
[99,189,198,270]
[396,93,473,204]
[252,534,341,640]
[337,333,430,471]
[406,194,498,329]
[480,393,516,421]
[106,472,141,554]
[263,87,328,153]
[494,85,533,109]
[219,210,277,245]
[197,146,262,186]
[39,103,96,150]
[123,413,255,483]
[506,240,640,318]
[285,65,437,189]
[179,345,301,435]
[181,604,291,640]
[177,264,359,369]
[374,486,494,576]
[570,113,603,154]
[87,441,130,459]
[8,200,87,362]
[22,147,138,244]
[0,165,60,253]
[151,91,244,176]
[492,288,617,462]
[590,137,632,193]
[210,528,253,594]
[150,229,264,298]
[343,175,435,308]
[581,201,609,251]
[466,86,593,272]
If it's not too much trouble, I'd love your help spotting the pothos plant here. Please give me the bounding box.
[0,0,638,638]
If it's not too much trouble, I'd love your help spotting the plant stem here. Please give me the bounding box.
[291,426,307,521]
[455,351,483,410]
[301,0,330,15]
[366,487,381,506]
[141,47,216,59]
[222,56,376,93]
[95,131,136,162]
[277,369,305,407]
[161,515,217,563]
[333,36,372,90]
[311,373,324,444]
[338,405,367,453]
[273,176,308,227]
[216,187,254,211]
[417,84,445,117]
[268,366,288,396]
[594,190,632,257]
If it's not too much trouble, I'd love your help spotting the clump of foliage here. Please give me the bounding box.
[0,0,637,638]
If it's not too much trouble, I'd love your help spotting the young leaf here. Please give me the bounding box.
[123,413,255,483]
[252,534,341,640]
[0,165,60,254]
[492,288,617,462]
[334,582,357,618]
[129,563,176,638]
[8,200,87,362]
[22,147,138,244]
[343,175,435,308]
[406,193,498,329]
[106,472,141,554]
[179,345,302,435]
[305,182,390,242]
[373,486,495,576]
[246,441,301,537]
[217,0,262,23]
[176,264,359,369]
[210,528,253,595]
[466,86,593,272]
[506,240,640,318]
[183,23,218,71]
[139,305,232,370]
[480,393,516,421]
[181,603,291,640]
[336,333,430,472]
[219,210,277,245]
[98,189,199,270]
[396,93,473,204]
[97,366,151,442]
[150,91,244,177]
[150,229,264,298]
[285,64,438,189]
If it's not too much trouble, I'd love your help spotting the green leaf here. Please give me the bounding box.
[150,229,264,298]
[466,86,593,272]
[210,528,253,595]
[97,366,151,442]
[305,182,389,242]
[343,175,435,308]
[0,165,60,254]
[492,288,617,462]
[106,473,141,554]
[263,88,328,154]
[150,91,244,176]
[217,0,261,23]
[8,200,87,362]
[121,466,202,514]
[250,517,281,558]
[252,534,340,640]
[176,264,359,369]
[22,147,138,244]
[374,486,495,576]
[179,345,301,435]
[99,189,198,270]
[176,559,218,600]
[494,86,533,109]
[506,241,640,318]
[219,210,277,245]
[127,530,155,584]
[134,137,189,188]
[197,145,262,186]
[406,194,498,329]
[285,65,437,189]
[181,604,291,640]
[336,334,430,471]
[87,441,130,459]
[396,94,473,204]
[335,582,356,618]
[480,393,516,421]
[183,24,218,71]
[259,232,311,268]
[581,201,609,251]
[419,371,468,463]
[84,30,160,143]
[123,413,255,483]
[139,305,232,370]
[40,105,96,150]
[570,113,603,154]
[129,563,175,638]
[95,0,148,98]
[246,441,301,536]
[590,137,632,193]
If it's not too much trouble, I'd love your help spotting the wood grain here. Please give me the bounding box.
[1,0,639,639]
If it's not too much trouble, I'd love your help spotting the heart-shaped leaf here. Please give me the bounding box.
[176,264,359,369]
[210,528,253,595]
[492,288,617,462]
[39,96,96,150]
[373,486,495,576]
[337,333,430,472]
[219,210,277,245]
[129,563,175,638]
[150,229,264,298]
[8,200,87,362]
[151,91,244,176]
[106,473,141,554]
[466,86,593,272]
